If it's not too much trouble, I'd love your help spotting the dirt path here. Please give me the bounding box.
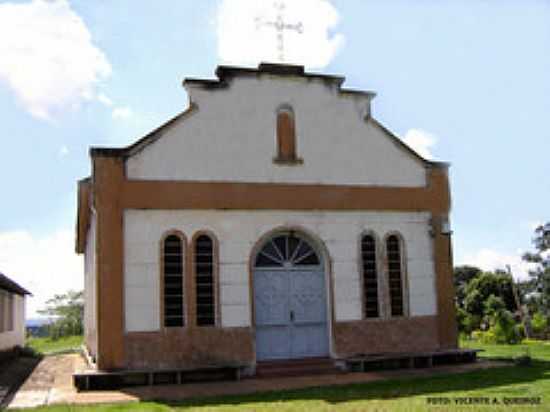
[7,354,84,408]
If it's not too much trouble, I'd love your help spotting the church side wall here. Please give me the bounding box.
[84,212,98,360]
[122,209,439,368]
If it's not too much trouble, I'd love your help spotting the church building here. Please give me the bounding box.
[76,63,457,372]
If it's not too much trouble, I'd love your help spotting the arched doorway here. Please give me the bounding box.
[253,231,329,361]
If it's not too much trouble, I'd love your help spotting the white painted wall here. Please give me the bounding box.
[123,210,437,333]
[0,294,26,351]
[126,76,427,187]
[84,212,97,356]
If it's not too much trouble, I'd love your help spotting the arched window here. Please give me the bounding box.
[386,235,405,317]
[194,234,217,326]
[254,233,320,268]
[162,234,185,327]
[361,234,379,318]
[276,107,297,161]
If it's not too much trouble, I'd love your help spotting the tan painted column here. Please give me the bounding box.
[432,216,458,348]
[429,167,458,349]
[93,155,125,370]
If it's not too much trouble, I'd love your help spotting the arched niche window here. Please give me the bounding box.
[162,233,185,327]
[275,106,302,164]
[386,234,405,317]
[361,233,379,318]
[194,233,217,326]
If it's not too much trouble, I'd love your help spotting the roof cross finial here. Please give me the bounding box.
[255,1,303,62]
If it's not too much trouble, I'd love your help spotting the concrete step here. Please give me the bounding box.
[255,357,343,378]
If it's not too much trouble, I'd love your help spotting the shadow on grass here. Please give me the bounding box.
[147,360,549,409]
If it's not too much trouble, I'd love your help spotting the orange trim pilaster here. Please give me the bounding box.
[93,156,126,370]
[432,215,458,349]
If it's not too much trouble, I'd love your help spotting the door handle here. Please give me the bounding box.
[290,310,295,322]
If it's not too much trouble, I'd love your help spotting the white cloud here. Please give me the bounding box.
[217,0,344,68]
[97,93,113,107]
[458,248,536,281]
[0,0,112,120]
[58,145,69,157]
[402,129,437,160]
[112,106,133,119]
[0,229,83,318]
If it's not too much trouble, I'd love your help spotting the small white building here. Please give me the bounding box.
[76,63,458,372]
[0,273,30,355]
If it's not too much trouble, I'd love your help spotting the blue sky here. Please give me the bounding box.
[0,0,548,317]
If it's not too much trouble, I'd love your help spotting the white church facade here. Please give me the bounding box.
[76,63,457,372]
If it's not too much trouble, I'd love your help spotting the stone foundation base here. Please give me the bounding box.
[124,327,254,370]
[333,315,444,357]
[114,315,453,371]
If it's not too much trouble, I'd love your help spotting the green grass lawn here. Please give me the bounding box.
[26,335,83,355]
[17,340,550,411]
[461,338,550,360]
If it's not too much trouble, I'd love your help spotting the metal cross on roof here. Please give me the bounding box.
[255,1,303,62]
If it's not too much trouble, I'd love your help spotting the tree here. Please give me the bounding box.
[462,271,516,317]
[484,294,506,317]
[38,290,84,339]
[454,265,482,308]
[523,222,550,316]
[454,265,483,289]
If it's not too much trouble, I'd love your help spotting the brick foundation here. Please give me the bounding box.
[122,316,442,371]
[124,327,254,370]
[332,315,440,357]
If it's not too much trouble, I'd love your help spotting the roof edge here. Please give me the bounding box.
[368,118,451,169]
[183,62,362,93]
[0,273,32,296]
[90,103,198,159]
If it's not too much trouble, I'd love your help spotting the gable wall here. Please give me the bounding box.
[123,209,436,334]
[126,76,427,187]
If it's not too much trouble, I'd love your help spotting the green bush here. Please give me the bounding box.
[456,306,466,332]
[471,330,482,341]
[456,307,481,335]
[470,309,521,345]
[472,330,497,344]
[531,312,548,335]
[492,310,520,344]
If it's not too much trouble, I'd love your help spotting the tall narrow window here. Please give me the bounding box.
[194,234,216,326]
[276,107,297,161]
[361,234,379,318]
[163,234,185,327]
[387,235,404,317]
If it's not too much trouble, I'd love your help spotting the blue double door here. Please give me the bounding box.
[254,267,329,361]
